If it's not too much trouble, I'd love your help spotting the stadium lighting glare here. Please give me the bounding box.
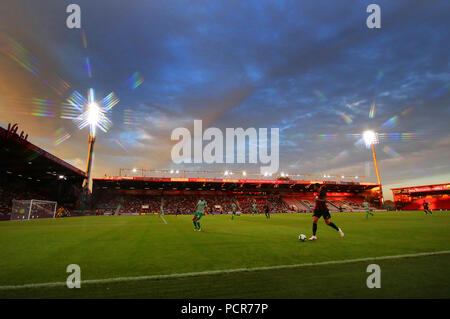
[70,88,116,139]
[132,168,137,173]
[175,170,179,174]
[242,171,247,176]
[224,170,229,176]
[363,130,378,148]
[170,169,174,174]
[87,102,100,125]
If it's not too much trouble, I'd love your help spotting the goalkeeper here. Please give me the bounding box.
[56,206,65,217]
[56,206,69,217]
[193,198,207,231]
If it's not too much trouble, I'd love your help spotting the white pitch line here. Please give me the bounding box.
[159,214,167,224]
[1,250,449,291]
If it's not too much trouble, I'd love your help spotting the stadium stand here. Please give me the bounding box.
[93,192,292,215]
[1,123,381,219]
[398,196,450,210]
[392,183,450,211]
[92,177,380,214]
[0,124,85,220]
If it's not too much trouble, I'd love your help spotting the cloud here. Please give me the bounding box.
[0,0,448,189]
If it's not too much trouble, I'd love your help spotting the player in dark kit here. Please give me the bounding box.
[308,183,344,241]
[423,201,432,215]
[264,203,270,219]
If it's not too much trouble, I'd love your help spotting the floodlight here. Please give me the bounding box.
[87,103,100,125]
[363,130,378,147]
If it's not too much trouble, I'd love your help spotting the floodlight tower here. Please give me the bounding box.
[66,87,118,196]
[363,130,384,206]
[82,89,100,193]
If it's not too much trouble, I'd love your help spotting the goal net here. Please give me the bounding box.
[11,199,57,220]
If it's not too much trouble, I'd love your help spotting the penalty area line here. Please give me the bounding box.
[1,250,449,291]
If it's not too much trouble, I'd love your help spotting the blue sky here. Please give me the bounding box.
[0,0,449,199]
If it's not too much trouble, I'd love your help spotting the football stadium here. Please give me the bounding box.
[1,123,449,299]
[0,0,449,307]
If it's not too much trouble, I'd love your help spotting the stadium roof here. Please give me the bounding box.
[93,176,378,193]
[1,125,85,182]
[391,183,450,194]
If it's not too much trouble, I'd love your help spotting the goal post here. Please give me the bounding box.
[11,199,58,220]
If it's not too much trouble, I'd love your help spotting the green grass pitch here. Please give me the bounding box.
[0,211,449,298]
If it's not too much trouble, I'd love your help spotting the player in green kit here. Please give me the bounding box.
[231,202,237,220]
[363,200,373,219]
[193,198,206,231]
[251,201,258,216]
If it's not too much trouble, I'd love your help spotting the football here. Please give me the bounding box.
[299,234,307,241]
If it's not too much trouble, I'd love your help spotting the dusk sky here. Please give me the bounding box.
[0,0,449,199]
